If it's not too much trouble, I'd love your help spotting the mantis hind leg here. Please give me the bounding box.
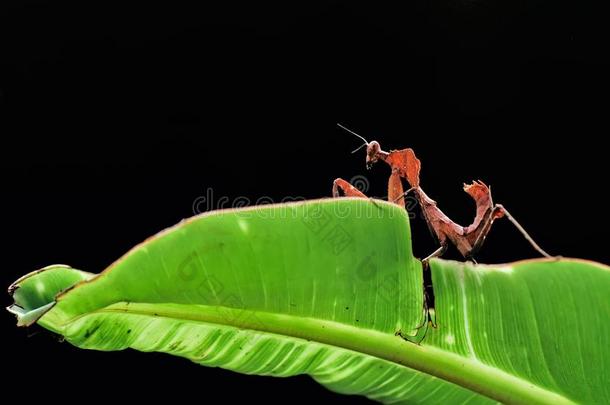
[422,259,437,329]
[395,295,434,344]
[494,204,554,258]
[396,260,438,345]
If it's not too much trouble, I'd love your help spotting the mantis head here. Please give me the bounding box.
[365,141,381,170]
[336,123,383,170]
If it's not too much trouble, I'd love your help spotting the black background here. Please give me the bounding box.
[1,1,608,403]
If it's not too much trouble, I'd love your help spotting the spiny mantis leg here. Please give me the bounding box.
[332,178,367,198]
[388,170,406,208]
[332,178,384,209]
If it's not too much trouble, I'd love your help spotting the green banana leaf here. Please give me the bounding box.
[7,198,609,404]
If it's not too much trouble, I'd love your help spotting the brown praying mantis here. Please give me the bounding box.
[333,124,552,263]
[333,124,555,342]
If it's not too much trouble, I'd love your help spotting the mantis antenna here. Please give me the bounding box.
[336,123,370,153]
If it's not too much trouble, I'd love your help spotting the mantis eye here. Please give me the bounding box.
[367,141,380,156]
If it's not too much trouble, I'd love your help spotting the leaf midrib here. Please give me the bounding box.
[49,302,575,405]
